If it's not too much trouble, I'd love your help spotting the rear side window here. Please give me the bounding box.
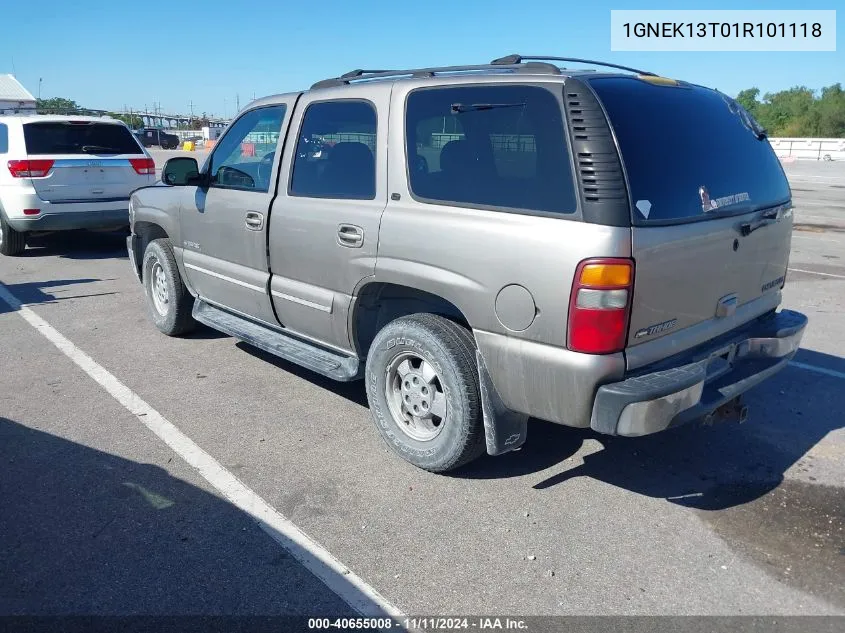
[23,122,143,155]
[0,123,7,153]
[289,100,377,200]
[406,85,577,214]
[590,77,790,224]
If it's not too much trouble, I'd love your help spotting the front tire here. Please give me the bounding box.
[0,214,26,256]
[365,313,486,472]
[142,238,195,336]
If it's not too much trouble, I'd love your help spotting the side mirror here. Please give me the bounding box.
[162,157,200,186]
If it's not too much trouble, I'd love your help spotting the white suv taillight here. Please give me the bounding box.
[567,258,634,355]
[129,157,155,175]
[7,159,54,178]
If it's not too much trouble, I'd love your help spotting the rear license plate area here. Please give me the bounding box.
[83,168,106,183]
[705,344,737,381]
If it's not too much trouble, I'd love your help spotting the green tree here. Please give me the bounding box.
[816,84,845,137]
[110,113,143,128]
[736,88,760,116]
[36,97,81,114]
[734,84,845,138]
[763,87,815,135]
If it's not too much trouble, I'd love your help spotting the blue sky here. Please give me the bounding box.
[1,0,840,118]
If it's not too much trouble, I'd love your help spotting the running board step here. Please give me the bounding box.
[192,300,360,381]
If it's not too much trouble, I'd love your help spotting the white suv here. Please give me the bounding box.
[0,115,155,256]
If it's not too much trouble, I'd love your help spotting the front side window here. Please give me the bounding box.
[289,100,377,199]
[208,105,286,193]
[406,85,577,214]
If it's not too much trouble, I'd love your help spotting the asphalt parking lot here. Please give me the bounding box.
[1,153,843,624]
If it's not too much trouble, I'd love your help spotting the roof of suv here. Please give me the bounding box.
[0,114,126,125]
[245,54,661,110]
[310,55,656,89]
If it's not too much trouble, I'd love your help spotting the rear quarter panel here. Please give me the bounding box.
[378,78,631,423]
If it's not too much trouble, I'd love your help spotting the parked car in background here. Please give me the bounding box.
[135,127,180,150]
[0,115,154,255]
[127,55,807,473]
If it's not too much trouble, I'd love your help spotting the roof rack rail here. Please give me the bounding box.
[311,61,562,89]
[491,54,656,77]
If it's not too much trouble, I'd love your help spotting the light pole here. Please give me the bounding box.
[38,78,42,100]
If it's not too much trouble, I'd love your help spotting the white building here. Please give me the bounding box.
[0,75,37,114]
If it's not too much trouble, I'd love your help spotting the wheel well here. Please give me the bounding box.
[132,222,169,271]
[352,283,471,357]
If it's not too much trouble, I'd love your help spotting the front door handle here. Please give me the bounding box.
[245,211,264,231]
[337,224,364,248]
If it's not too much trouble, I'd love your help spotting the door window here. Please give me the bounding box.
[289,100,377,199]
[405,85,576,214]
[208,105,287,193]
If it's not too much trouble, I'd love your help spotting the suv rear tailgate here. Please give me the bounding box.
[23,120,151,204]
[589,77,793,369]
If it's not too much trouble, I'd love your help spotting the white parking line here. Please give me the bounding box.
[791,234,844,244]
[787,267,845,279]
[792,213,845,221]
[790,361,845,381]
[788,175,844,182]
[0,282,404,622]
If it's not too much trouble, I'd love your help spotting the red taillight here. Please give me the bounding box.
[567,258,635,355]
[7,159,54,178]
[129,157,155,175]
[23,208,41,216]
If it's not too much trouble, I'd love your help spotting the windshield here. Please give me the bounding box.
[24,122,144,155]
[589,77,790,224]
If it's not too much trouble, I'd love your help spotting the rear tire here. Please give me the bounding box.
[0,214,26,256]
[142,238,196,336]
[365,313,486,473]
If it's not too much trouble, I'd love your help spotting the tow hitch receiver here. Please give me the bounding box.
[704,397,748,425]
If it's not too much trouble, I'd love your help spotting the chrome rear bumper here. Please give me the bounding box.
[591,309,808,436]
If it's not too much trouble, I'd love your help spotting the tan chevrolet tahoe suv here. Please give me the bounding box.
[126,55,808,472]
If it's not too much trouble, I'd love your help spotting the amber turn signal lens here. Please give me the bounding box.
[579,263,632,287]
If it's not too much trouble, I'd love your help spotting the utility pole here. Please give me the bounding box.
[189,100,194,127]
[38,78,42,100]
[236,93,240,112]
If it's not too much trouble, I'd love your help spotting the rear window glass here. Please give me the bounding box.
[406,85,577,214]
[589,77,790,224]
[0,123,7,153]
[24,122,143,155]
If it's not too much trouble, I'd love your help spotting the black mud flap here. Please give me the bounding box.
[127,234,142,282]
[477,351,528,456]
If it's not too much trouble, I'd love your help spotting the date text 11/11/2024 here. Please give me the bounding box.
[307,617,529,630]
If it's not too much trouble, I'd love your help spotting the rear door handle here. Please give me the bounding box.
[245,211,264,231]
[337,224,364,248]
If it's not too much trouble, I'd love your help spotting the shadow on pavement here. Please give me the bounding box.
[460,348,845,511]
[0,278,110,314]
[211,327,841,516]
[236,342,369,407]
[22,230,129,261]
[0,417,363,617]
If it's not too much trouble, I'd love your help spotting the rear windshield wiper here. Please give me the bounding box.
[81,145,121,153]
[450,102,525,113]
